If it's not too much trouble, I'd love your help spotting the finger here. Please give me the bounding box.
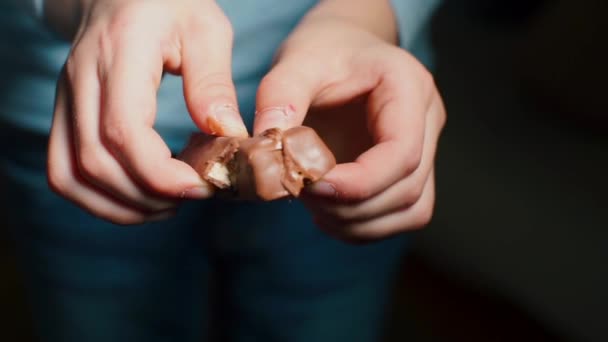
[47,77,175,225]
[309,61,438,201]
[253,57,326,135]
[65,49,178,212]
[304,96,443,221]
[181,12,247,138]
[304,168,432,223]
[314,170,436,244]
[99,37,213,200]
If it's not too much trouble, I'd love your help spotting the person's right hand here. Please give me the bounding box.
[47,0,248,225]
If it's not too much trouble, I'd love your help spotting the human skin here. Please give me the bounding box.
[46,0,246,224]
[254,0,446,243]
[45,0,446,243]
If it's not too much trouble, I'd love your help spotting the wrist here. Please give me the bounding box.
[300,0,398,44]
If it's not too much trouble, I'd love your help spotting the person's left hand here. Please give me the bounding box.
[253,17,446,243]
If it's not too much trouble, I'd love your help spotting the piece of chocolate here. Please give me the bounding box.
[234,130,288,201]
[281,126,337,196]
[179,134,239,189]
[179,126,336,201]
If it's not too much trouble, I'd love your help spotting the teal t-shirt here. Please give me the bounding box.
[0,0,440,150]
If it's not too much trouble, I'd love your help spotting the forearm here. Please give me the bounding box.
[301,0,399,44]
[301,0,441,49]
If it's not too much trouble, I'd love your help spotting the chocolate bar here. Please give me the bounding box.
[179,126,336,201]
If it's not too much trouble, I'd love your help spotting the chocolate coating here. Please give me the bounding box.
[281,126,337,196]
[235,132,288,201]
[179,134,239,189]
[179,126,336,201]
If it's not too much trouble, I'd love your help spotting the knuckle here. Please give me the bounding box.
[385,48,413,72]
[258,73,274,90]
[394,48,436,82]
[257,73,280,97]
[258,70,291,96]
[104,2,164,44]
[47,164,72,195]
[76,146,105,180]
[101,118,129,152]
[401,147,423,176]
[203,12,234,39]
[402,181,426,208]
[184,9,234,41]
[411,202,435,230]
[96,28,115,65]
[418,66,436,93]
[110,2,150,30]
[212,14,234,40]
[434,96,448,129]
[387,48,437,96]
[64,56,80,83]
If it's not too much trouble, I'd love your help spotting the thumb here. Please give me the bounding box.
[181,17,248,138]
[254,59,324,135]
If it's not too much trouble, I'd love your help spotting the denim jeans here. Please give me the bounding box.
[0,123,409,342]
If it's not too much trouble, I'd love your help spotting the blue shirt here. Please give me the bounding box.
[0,0,440,150]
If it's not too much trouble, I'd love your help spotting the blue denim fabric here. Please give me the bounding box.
[0,124,408,341]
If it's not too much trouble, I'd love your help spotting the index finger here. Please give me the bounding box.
[99,37,211,199]
[311,62,434,201]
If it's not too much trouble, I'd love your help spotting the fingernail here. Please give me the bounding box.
[181,185,214,200]
[307,181,337,198]
[147,210,177,222]
[209,104,249,137]
[255,106,294,131]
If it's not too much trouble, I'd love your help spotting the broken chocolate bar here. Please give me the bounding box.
[179,126,336,201]
[178,134,239,189]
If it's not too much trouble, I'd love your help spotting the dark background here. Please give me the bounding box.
[2,0,607,341]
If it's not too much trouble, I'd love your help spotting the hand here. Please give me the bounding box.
[254,18,446,243]
[47,0,248,225]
